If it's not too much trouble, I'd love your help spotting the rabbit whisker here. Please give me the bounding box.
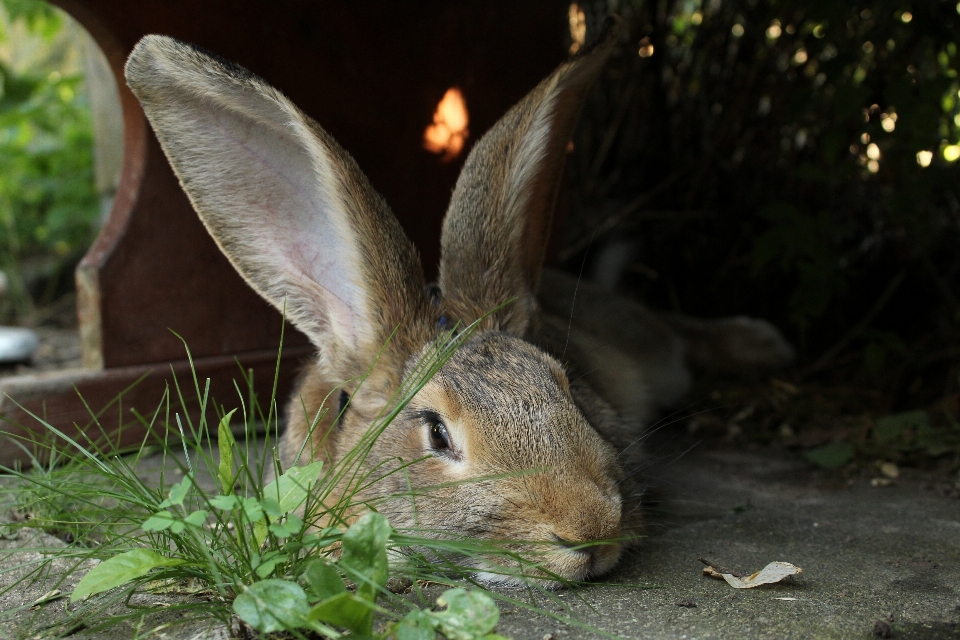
[561,247,592,363]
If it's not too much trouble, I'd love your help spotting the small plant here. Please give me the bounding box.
[0,326,594,639]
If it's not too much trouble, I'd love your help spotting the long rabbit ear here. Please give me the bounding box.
[438,18,620,336]
[125,35,431,384]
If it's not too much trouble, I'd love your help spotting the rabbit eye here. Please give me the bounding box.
[336,389,350,428]
[418,410,457,457]
[429,420,451,451]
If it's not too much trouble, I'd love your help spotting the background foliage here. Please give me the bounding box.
[567,0,960,414]
[0,0,98,317]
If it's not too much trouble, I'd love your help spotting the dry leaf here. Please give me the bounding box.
[701,560,802,589]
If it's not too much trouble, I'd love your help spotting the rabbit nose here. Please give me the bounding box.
[552,533,621,573]
[554,488,622,541]
[552,501,621,549]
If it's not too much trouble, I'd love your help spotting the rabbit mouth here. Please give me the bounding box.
[470,540,623,589]
[554,540,623,582]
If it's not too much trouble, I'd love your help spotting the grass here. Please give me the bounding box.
[0,323,619,639]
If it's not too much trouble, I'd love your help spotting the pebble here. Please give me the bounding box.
[873,619,893,638]
[880,462,899,479]
[0,326,39,363]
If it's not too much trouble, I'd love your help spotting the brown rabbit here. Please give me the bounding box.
[125,20,792,585]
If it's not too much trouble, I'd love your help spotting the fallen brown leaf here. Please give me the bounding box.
[700,560,802,589]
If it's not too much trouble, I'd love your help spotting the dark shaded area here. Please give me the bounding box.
[567,1,959,397]
[561,1,960,467]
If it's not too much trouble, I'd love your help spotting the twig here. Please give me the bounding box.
[560,167,691,261]
[797,271,906,380]
[923,257,960,319]
[920,347,960,368]
[589,75,638,180]
[624,209,714,224]
[697,557,746,578]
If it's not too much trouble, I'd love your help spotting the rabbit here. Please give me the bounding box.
[124,19,793,586]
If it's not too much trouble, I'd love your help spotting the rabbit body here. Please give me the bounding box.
[125,21,792,584]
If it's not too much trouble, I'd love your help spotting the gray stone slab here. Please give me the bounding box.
[1,443,958,639]
[0,526,233,639]
[493,448,960,639]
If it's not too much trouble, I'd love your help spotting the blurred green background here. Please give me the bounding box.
[0,0,110,322]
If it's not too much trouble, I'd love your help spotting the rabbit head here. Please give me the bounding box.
[125,21,625,584]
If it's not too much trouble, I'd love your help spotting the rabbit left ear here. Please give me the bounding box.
[438,18,620,336]
[125,35,433,385]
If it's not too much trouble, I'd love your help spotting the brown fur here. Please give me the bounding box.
[125,19,793,586]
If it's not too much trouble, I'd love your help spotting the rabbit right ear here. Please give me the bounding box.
[438,19,620,336]
[125,36,432,385]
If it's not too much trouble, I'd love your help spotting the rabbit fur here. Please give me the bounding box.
[124,20,793,585]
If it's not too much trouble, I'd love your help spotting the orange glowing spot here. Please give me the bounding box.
[568,3,586,54]
[423,88,469,162]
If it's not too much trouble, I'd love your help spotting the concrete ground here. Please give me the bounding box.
[495,446,960,639]
[2,441,958,639]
